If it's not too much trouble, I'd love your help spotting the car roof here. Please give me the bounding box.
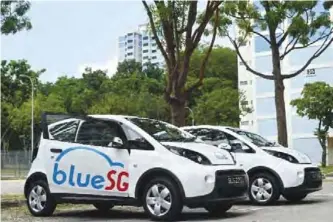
[181,125,247,132]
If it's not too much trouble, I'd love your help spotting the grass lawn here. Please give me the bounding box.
[320,165,333,175]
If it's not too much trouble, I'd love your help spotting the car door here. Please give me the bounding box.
[73,118,130,197]
[42,113,129,197]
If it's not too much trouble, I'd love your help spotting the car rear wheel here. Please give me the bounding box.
[283,193,307,202]
[249,173,280,205]
[26,180,56,217]
[205,203,232,216]
[142,177,183,221]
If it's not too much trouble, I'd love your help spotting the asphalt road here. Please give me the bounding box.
[1,181,333,222]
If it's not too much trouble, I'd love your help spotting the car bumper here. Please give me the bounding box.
[283,167,323,195]
[184,169,249,207]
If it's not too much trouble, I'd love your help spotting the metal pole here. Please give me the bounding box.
[19,75,34,161]
[185,107,195,126]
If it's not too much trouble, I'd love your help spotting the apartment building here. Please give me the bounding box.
[118,32,142,63]
[117,24,165,68]
[237,1,333,165]
[138,24,165,69]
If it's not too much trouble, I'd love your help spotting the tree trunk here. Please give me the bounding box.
[274,76,288,147]
[322,146,327,167]
[170,101,186,127]
[271,42,288,147]
[319,136,327,167]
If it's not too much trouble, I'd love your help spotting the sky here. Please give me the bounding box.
[1,0,232,83]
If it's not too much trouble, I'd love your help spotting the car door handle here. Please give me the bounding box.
[50,148,63,153]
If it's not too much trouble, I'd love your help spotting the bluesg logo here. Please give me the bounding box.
[53,147,129,191]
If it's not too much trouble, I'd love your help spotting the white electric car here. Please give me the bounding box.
[24,113,249,220]
[181,125,323,205]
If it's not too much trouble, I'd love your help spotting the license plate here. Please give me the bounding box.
[227,176,244,185]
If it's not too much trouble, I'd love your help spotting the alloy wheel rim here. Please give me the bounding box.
[251,178,273,202]
[29,185,47,213]
[146,183,172,217]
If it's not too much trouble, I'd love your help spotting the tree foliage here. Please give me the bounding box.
[1,0,32,35]
[291,82,333,167]
[1,46,246,150]
[222,0,333,147]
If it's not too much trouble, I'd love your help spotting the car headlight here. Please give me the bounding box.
[264,149,299,163]
[165,146,212,165]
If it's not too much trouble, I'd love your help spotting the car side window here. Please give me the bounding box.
[76,120,126,147]
[224,132,254,153]
[188,128,213,141]
[49,120,80,142]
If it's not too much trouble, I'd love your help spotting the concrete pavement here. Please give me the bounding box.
[1,181,333,222]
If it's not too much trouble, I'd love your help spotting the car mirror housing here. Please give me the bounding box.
[111,137,124,148]
[218,143,232,150]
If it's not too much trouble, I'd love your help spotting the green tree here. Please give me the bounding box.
[143,1,227,126]
[188,46,238,88]
[223,1,333,147]
[114,59,143,78]
[1,0,32,35]
[1,60,44,150]
[291,82,333,167]
[194,87,251,126]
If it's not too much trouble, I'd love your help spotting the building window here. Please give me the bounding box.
[239,81,248,85]
[127,52,133,56]
[127,46,133,49]
[127,39,133,43]
[152,50,157,53]
[127,33,133,36]
[143,56,148,60]
[143,49,149,53]
[152,56,157,59]
[143,43,149,47]
[152,43,157,47]
[143,36,149,40]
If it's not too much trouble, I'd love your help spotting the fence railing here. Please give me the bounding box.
[1,151,31,179]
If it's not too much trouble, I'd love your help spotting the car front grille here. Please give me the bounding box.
[304,167,322,188]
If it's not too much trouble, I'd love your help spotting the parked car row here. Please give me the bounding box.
[24,113,323,221]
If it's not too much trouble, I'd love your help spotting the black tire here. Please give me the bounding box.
[93,203,114,212]
[249,172,280,205]
[283,193,307,202]
[142,177,183,221]
[205,203,232,216]
[26,180,56,217]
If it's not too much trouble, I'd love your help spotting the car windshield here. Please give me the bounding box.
[227,128,278,147]
[127,117,196,142]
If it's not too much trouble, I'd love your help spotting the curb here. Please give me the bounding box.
[1,199,25,209]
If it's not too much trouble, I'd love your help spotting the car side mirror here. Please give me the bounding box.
[218,143,232,150]
[111,137,124,149]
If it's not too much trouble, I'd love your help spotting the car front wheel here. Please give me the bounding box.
[142,177,183,221]
[26,180,56,216]
[249,173,280,205]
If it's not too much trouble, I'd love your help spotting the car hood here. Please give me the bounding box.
[161,142,235,165]
[262,146,312,164]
